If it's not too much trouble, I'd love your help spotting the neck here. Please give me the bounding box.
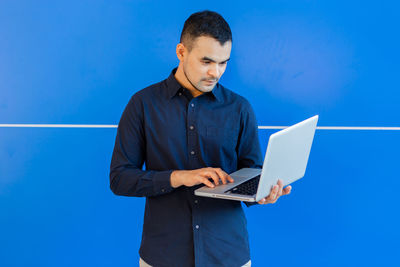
[174,64,203,97]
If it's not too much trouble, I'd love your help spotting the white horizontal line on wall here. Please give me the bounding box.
[0,124,400,130]
[0,124,118,128]
[259,126,400,130]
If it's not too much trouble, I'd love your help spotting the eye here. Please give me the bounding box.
[202,61,211,65]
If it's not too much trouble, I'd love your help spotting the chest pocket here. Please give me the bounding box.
[205,126,238,150]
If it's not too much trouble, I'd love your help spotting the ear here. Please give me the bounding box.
[176,43,186,61]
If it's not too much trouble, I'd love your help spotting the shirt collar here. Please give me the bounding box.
[165,68,183,99]
[209,83,223,102]
[165,68,222,102]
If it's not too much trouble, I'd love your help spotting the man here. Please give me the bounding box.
[110,10,291,267]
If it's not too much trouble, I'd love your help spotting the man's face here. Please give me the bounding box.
[182,36,232,93]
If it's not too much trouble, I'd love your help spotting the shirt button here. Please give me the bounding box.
[189,125,194,130]
[191,103,195,107]
[195,225,199,229]
[161,188,165,192]
[178,92,182,96]
[190,151,195,155]
[194,200,198,204]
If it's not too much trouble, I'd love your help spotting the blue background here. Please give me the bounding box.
[1,1,399,266]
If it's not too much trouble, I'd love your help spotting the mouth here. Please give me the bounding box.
[203,80,217,85]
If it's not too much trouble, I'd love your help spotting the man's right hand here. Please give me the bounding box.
[170,167,234,188]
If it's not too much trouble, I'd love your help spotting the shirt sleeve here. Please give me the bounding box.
[236,100,263,207]
[109,94,174,197]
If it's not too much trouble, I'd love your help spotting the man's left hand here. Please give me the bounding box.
[257,179,292,205]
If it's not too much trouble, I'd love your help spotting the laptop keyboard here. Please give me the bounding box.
[225,175,260,196]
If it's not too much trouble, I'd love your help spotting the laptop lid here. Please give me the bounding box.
[255,115,318,201]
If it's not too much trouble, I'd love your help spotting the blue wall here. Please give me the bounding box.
[1,1,399,266]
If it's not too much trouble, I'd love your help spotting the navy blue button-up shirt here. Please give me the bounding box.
[110,69,262,267]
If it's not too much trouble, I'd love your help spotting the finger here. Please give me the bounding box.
[273,184,279,198]
[203,170,220,186]
[277,179,283,197]
[266,185,279,201]
[199,176,215,188]
[214,168,229,184]
[260,195,276,205]
[283,185,292,195]
[258,198,267,204]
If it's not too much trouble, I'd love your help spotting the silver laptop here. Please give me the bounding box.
[194,115,319,202]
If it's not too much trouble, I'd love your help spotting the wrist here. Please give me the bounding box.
[170,170,182,188]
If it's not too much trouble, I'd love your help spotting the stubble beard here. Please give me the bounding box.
[183,66,215,93]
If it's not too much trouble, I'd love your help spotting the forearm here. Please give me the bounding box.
[110,166,174,197]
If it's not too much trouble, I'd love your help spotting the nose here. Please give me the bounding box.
[207,64,219,79]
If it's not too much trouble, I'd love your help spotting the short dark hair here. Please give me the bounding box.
[180,10,232,51]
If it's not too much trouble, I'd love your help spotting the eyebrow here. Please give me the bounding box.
[201,56,231,64]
